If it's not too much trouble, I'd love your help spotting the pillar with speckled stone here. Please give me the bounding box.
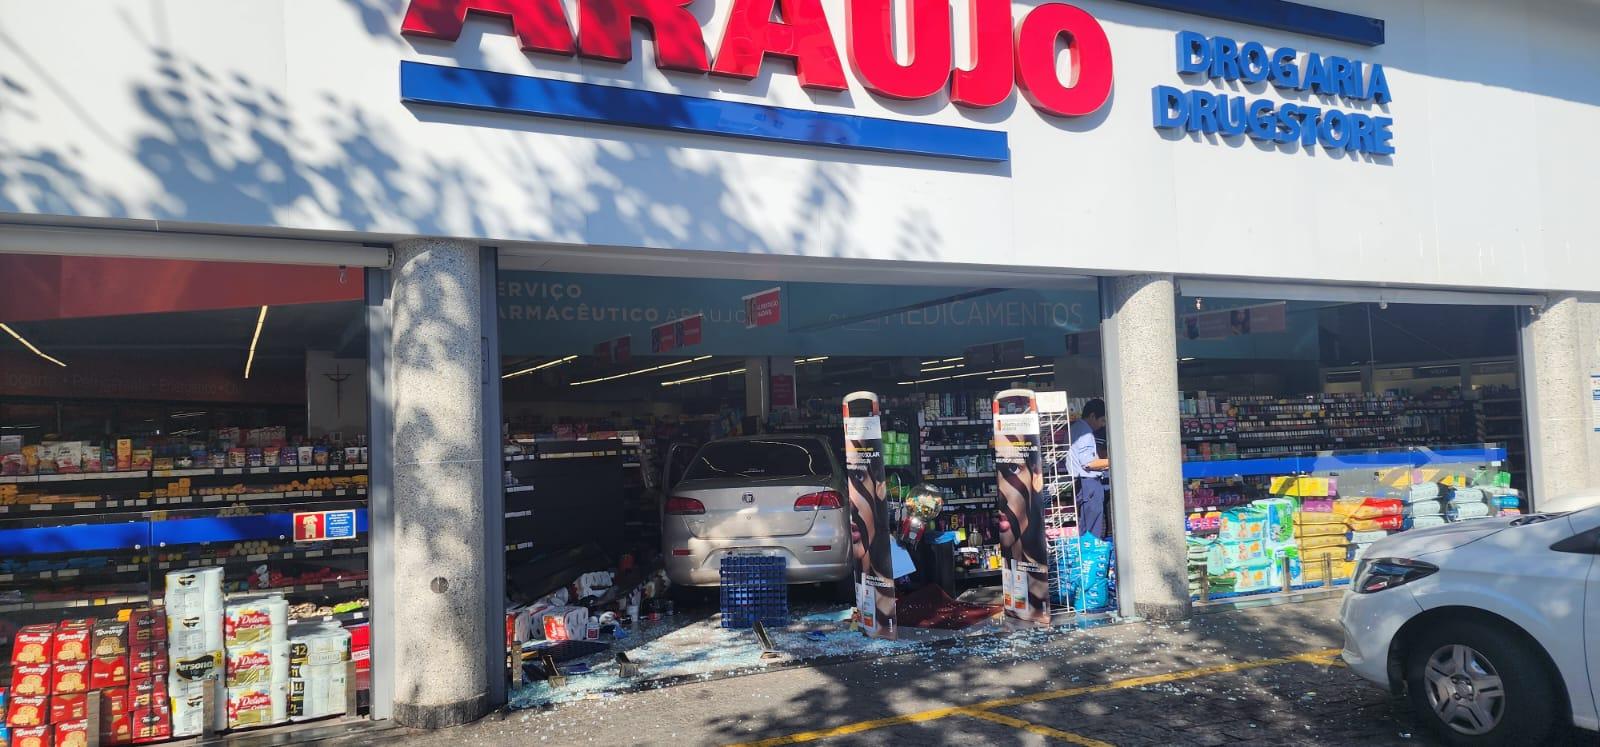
[389,238,491,728]
[1523,294,1596,505]
[1102,273,1190,622]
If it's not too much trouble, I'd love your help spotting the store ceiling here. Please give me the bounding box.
[1,301,365,360]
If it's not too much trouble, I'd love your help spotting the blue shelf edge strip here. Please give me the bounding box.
[399,61,1010,163]
[1114,0,1385,46]
[1181,447,1508,480]
[0,510,368,555]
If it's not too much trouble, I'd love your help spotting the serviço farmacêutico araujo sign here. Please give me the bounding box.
[1152,31,1395,156]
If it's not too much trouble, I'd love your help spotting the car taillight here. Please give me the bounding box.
[794,490,843,511]
[1354,558,1439,594]
[665,496,705,515]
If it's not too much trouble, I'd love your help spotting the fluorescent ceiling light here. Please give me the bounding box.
[243,306,268,379]
[0,323,66,367]
[793,356,829,365]
[900,363,1053,385]
[503,355,578,380]
[570,355,712,386]
[987,372,1054,381]
[662,367,746,387]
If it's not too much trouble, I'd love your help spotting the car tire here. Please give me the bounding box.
[1403,620,1560,746]
[832,574,856,604]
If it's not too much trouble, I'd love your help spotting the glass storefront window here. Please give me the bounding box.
[1,254,373,742]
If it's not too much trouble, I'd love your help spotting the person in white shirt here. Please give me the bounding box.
[1066,398,1110,540]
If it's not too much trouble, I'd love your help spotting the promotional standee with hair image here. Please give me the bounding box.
[844,392,896,639]
[994,389,1050,624]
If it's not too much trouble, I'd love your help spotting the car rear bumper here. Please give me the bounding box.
[664,536,850,586]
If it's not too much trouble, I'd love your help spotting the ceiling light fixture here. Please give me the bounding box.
[503,355,578,380]
[243,305,268,380]
[0,323,66,367]
[570,355,712,386]
[899,362,1054,386]
[662,367,746,387]
[793,356,829,365]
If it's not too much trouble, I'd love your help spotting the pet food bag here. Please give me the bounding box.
[1405,500,1443,517]
[1405,482,1440,503]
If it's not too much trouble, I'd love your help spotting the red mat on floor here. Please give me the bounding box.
[895,584,1001,629]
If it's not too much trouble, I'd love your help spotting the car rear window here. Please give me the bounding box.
[683,439,832,480]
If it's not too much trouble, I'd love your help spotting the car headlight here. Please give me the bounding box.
[1353,557,1439,594]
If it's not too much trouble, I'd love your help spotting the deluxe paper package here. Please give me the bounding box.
[224,596,288,649]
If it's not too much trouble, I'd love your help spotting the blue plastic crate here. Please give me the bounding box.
[718,555,788,629]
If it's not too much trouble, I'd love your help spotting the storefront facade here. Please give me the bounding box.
[5,0,1600,734]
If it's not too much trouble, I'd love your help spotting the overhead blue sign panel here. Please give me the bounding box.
[1115,0,1385,47]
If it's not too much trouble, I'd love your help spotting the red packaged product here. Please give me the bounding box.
[55,619,92,631]
[51,662,88,695]
[127,611,165,644]
[99,687,129,719]
[90,656,129,689]
[128,649,166,680]
[127,679,166,711]
[10,626,54,666]
[6,694,49,727]
[55,718,87,747]
[10,664,50,697]
[49,693,88,722]
[102,714,133,747]
[52,628,89,664]
[129,708,171,744]
[11,725,51,747]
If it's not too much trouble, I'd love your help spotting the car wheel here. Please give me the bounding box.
[1404,620,1559,746]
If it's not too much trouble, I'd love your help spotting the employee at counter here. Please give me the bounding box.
[1067,398,1111,540]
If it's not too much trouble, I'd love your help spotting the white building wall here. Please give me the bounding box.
[1,0,1598,291]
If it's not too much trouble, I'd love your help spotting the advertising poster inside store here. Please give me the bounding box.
[995,390,1049,624]
[843,392,895,639]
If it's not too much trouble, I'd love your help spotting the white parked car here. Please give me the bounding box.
[1339,503,1600,744]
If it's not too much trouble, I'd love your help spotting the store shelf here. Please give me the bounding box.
[506,450,624,461]
[920,444,990,453]
[956,569,1002,579]
[1181,446,1508,479]
[259,578,368,595]
[290,608,369,625]
[0,563,144,582]
[922,473,996,481]
[0,593,151,614]
[154,545,368,571]
[919,417,992,426]
[505,485,535,494]
[1,464,368,485]
[505,510,532,519]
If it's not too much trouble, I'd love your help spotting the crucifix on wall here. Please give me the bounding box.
[323,364,352,418]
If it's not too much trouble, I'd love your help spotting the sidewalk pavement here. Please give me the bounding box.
[330,597,1443,745]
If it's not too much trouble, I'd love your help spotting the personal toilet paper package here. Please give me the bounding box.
[224,596,288,649]
[289,663,348,722]
[225,642,288,688]
[226,681,288,729]
[165,568,224,618]
[169,678,226,738]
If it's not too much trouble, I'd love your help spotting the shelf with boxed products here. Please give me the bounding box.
[0,464,370,485]
[154,545,368,572]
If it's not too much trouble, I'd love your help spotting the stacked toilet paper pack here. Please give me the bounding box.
[288,624,350,722]
[224,594,291,729]
[164,568,226,737]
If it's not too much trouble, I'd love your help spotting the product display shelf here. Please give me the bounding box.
[0,463,371,484]
[154,545,369,571]
[0,591,152,614]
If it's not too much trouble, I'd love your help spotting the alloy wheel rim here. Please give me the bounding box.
[1423,644,1505,736]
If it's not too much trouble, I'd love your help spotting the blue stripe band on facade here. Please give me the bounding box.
[1180,447,1506,479]
[399,61,1010,163]
[1115,0,1385,46]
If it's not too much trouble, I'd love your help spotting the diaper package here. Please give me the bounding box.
[1218,506,1268,542]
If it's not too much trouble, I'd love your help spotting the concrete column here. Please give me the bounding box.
[1522,295,1595,505]
[389,238,491,728]
[1101,274,1189,621]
